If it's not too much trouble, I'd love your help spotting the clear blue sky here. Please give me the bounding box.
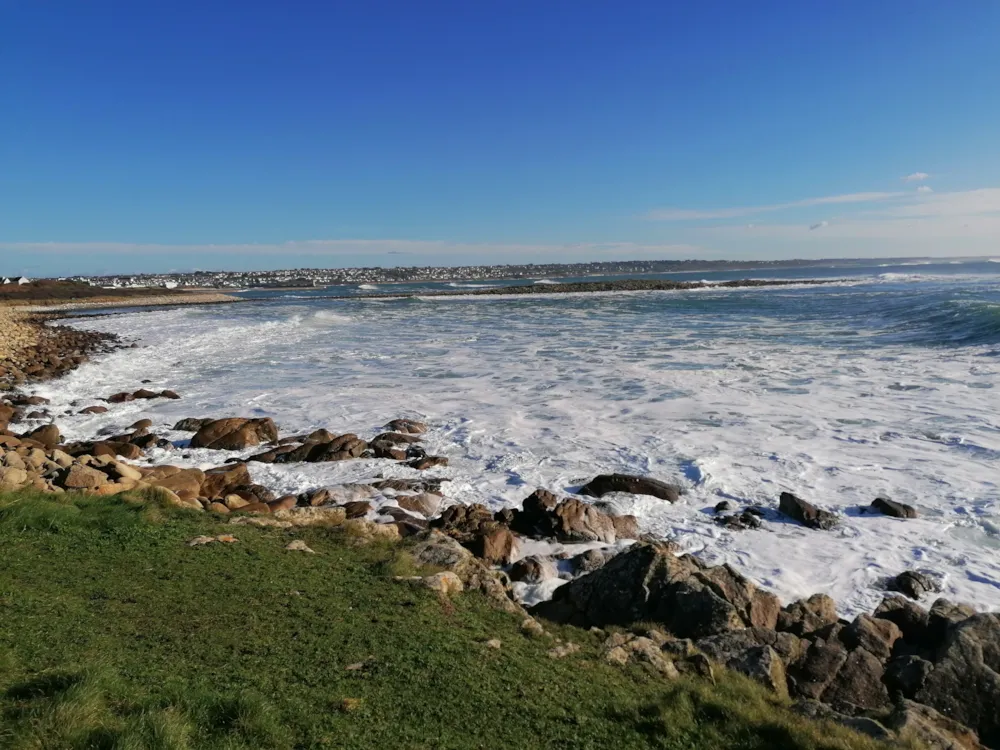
[2,1,999,275]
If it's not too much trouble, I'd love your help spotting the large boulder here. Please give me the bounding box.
[22,424,61,449]
[189,418,278,450]
[200,463,252,500]
[578,473,682,503]
[822,647,892,712]
[696,627,805,667]
[776,593,839,637]
[871,496,917,519]
[915,613,1000,746]
[143,465,206,499]
[530,542,777,639]
[778,492,838,530]
[874,595,930,644]
[728,645,788,696]
[885,699,987,750]
[842,614,902,662]
[509,489,640,543]
[891,570,940,600]
[787,637,849,701]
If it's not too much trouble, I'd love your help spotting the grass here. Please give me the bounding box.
[0,489,905,749]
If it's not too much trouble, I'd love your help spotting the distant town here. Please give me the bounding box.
[40,257,932,290]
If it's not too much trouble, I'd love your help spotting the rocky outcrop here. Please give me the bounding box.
[578,473,682,503]
[778,492,839,530]
[189,418,279,450]
[871,496,917,519]
[530,542,778,637]
[430,504,518,565]
[890,570,940,600]
[507,488,640,544]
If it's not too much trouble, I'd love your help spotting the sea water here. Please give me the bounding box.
[38,260,1000,615]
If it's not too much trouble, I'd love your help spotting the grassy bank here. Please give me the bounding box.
[0,490,900,749]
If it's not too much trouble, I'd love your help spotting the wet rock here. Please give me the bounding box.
[714,500,733,513]
[407,455,448,470]
[778,492,838,530]
[395,493,441,517]
[871,496,917,519]
[578,473,682,503]
[189,418,279,450]
[509,489,638,543]
[370,477,444,495]
[567,548,613,577]
[509,555,559,583]
[468,525,518,566]
[716,510,762,531]
[384,418,427,434]
[890,570,940,600]
[372,432,422,445]
[173,418,212,432]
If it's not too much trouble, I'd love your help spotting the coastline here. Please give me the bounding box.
[1,284,997,746]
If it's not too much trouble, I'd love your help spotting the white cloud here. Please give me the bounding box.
[916,185,933,193]
[645,192,903,220]
[902,172,930,182]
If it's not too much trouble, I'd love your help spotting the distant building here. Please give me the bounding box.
[2,276,30,285]
[16,277,30,285]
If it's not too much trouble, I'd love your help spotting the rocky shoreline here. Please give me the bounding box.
[1,304,996,749]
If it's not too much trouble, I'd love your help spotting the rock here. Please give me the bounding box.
[778,492,838,530]
[871,496,917,518]
[520,617,546,638]
[927,598,977,644]
[546,642,580,659]
[130,418,153,431]
[107,392,134,403]
[285,540,316,553]
[509,489,636,544]
[610,514,641,539]
[407,455,447,470]
[160,390,180,399]
[915,613,1000,746]
[421,571,464,596]
[58,464,109,490]
[530,542,773,639]
[728,645,788,696]
[371,441,406,460]
[891,570,940,600]
[187,535,217,546]
[601,632,679,678]
[224,494,250,510]
[787,638,849,700]
[173,418,211,432]
[0,466,29,489]
[468,525,518,565]
[408,530,522,615]
[714,500,733,513]
[874,595,930,644]
[370,477,445,495]
[716,510,763,531]
[22,424,60,449]
[341,501,373,519]
[884,655,933,698]
[144,466,206,498]
[842,614,903,661]
[189,418,279,450]
[885,699,987,750]
[396,493,441,517]
[567,548,613,576]
[341,518,402,543]
[509,556,559,583]
[79,405,108,414]
[821,647,891,712]
[199,463,252,500]
[696,627,805,667]
[777,594,840,635]
[384,418,427,434]
[682,653,715,683]
[372,432,422,445]
[268,495,298,512]
[322,484,378,504]
[207,502,230,514]
[271,506,347,527]
[578,473,682,503]
[233,502,271,514]
[485,638,502,650]
[791,701,893,742]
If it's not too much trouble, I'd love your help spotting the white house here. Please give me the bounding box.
[16,276,30,285]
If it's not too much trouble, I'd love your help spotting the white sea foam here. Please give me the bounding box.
[358,284,379,290]
[37,287,1000,616]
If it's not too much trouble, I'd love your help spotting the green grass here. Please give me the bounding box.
[0,490,902,749]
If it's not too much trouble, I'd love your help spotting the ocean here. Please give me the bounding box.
[41,259,1000,615]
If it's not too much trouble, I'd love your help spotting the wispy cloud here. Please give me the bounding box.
[916,185,933,193]
[902,172,930,182]
[645,192,903,221]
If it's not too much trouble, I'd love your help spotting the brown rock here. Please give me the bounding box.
[200,463,252,500]
[59,464,110,490]
[777,594,840,636]
[407,455,448,470]
[267,495,298,512]
[396,493,441,517]
[842,614,902,661]
[207,502,230,514]
[578,473,682,503]
[779,492,839,530]
[22,424,60,449]
[821,647,891,712]
[342,500,373,518]
[468,525,518,565]
[144,465,206,497]
[78,405,109,415]
[385,418,427,434]
[871,496,917,519]
[189,418,279,450]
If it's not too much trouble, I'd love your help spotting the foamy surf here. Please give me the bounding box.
[41,269,1000,616]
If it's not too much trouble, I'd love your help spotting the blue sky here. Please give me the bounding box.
[2,1,999,275]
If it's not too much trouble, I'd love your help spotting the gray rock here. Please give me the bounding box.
[779,492,839,530]
[871,496,918,518]
[891,570,940,600]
